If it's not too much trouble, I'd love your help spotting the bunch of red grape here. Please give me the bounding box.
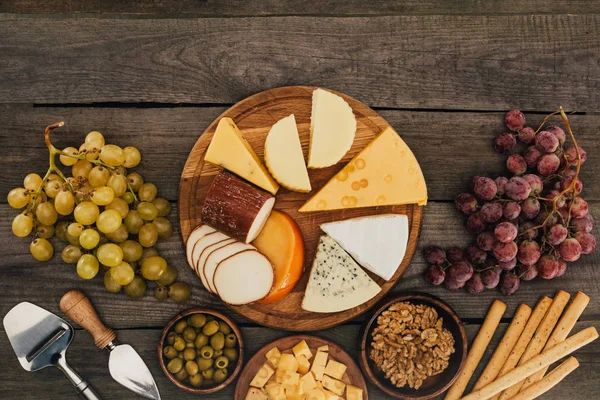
[424,109,595,295]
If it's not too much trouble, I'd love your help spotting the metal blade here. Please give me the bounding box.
[108,344,160,400]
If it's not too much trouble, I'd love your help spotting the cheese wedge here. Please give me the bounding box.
[320,214,409,281]
[302,235,381,313]
[300,127,427,211]
[264,114,311,192]
[308,89,356,169]
[205,117,279,194]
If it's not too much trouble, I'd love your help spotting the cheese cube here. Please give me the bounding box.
[285,383,304,396]
[300,372,318,391]
[317,345,329,352]
[324,359,347,380]
[245,387,269,400]
[275,368,286,384]
[306,389,326,400]
[265,382,286,400]
[310,351,328,381]
[321,375,345,396]
[296,355,311,375]
[282,371,300,387]
[250,363,275,388]
[265,347,282,368]
[321,389,341,400]
[346,385,363,400]
[292,340,313,360]
[278,354,298,372]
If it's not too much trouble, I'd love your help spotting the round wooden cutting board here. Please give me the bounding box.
[234,335,368,400]
[179,86,423,331]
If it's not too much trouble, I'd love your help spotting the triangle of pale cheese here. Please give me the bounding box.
[320,214,408,281]
[299,127,427,211]
[204,117,279,194]
[302,235,381,313]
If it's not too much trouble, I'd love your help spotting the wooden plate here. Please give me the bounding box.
[234,335,368,400]
[179,86,423,331]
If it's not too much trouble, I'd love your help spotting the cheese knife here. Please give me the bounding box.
[60,290,161,400]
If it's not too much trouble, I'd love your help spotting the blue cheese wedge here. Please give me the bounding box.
[302,235,381,313]
[320,214,409,281]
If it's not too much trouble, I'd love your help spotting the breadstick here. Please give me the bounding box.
[460,326,598,400]
[444,300,507,400]
[499,291,571,400]
[488,297,552,400]
[509,357,579,400]
[519,291,589,392]
[472,304,532,391]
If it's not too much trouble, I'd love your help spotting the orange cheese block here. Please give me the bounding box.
[299,127,427,212]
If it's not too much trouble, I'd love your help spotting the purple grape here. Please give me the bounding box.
[547,224,568,246]
[424,264,446,285]
[465,273,485,294]
[424,246,446,265]
[519,221,538,240]
[518,264,538,281]
[466,245,487,264]
[518,127,536,144]
[505,110,526,131]
[455,193,479,215]
[537,255,559,280]
[495,221,518,243]
[575,231,596,255]
[518,240,541,265]
[505,177,532,201]
[503,201,522,220]
[445,279,466,291]
[559,238,582,262]
[523,146,543,168]
[477,231,497,251]
[565,145,587,166]
[570,197,589,218]
[547,190,566,209]
[494,241,518,262]
[473,177,498,201]
[537,153,560,176]
[494,133,517,154]
[556,259,567,277]
[467,212,487,234]
[494,176,508,195]
[506,154,527,175]
[447,261,474,283]
[535,130,559,153]
[523,174,543,194]
[546,125,566,146]
[499,257,517,271]
[481,202,503,223]
[536,210,558,227]
[500,273,521,295]
[560,174,583,195]
[571,214,594,233]
[481,269,501,289]
[521,197,541,220]
[447,247,466,262]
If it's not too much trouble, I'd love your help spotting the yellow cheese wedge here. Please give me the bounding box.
[204,117,279,194]
[299,127,427,211]
[264,114,311,192]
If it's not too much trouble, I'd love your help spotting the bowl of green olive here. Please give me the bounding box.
[158,308,243,394]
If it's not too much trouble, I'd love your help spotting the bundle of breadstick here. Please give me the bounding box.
[443,291,595,400]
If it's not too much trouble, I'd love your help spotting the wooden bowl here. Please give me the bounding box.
[158,308,244,394]
[359,292,467,400]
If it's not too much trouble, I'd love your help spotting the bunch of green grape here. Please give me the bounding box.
[8,129,190,302]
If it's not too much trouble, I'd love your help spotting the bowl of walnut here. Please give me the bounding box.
[358,292,467,399]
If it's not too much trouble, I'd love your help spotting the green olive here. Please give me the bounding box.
[183,348,196,361]
[189,373,203,387]
[157,264,177,286]
[163,346,178,359]
[168,282,191,303]
[225,334,237,349]
[202,320,219,336]
[174,369,188,381]
[197,357,213,371]
[223,348,238,363]
[123,276,146,298]
[185,360,199,376]
[153,286,168,301]
[218,321,232,335]
[167,358,183,374]
[194,334,209,348]
[213,349,223,358]
[201,368,214,380]
[177,352,184,360]
[185,341,195,348]
[200,345,214,359]
[174,320,188,334]
[166,332,177,345]
[173,336,186,352]
[210,332,225,351]
[214,355,229,369]
[206,315,215,322]
[183,326,197,342]
[189,314,207,328]
[213,368,228,384]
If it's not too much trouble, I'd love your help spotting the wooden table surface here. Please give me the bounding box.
[1,2,599,399]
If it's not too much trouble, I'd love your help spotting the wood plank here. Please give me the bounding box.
[1,201,598,329]
[1,321,598,399]
[2,0,600,16]
[1,106,599,202]
[2,15,600,110]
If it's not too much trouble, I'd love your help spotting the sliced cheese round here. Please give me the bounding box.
[205,241,255,293]
[197,238,236,292]
[185,225,215,270]
[213,250,275,305]
[191,231,229,287]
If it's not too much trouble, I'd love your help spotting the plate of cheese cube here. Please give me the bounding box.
[235,335,367,400]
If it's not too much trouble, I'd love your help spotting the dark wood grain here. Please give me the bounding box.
[2,15,600,110]
[1,106,599,202]
[3,0,600,15]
